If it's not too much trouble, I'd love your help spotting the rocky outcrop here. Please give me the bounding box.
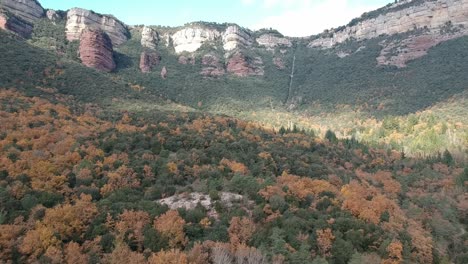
[309,0,468,48]
[157,192,245,218]
[0,12,33,38]
[141,26,158,49]
[0,0,43,37]
[273,57,286,69]
[0,0,44,24]
[201,54,225,77]
[46,9,62,22]
[226,52,264,77]
[377,27,468,67]
[139,51,160,73]
[79,29,116,72]
[256,34,292,49]
[178,55,195,65]
[171,27,220,53]
[222,25,253,51]
[161,66,168,79]
[66,8,129,46]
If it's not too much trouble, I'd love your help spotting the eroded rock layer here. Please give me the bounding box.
[201,54,225,77]
[226,52,264,77]
[222,25,253,51]
[310,0,468,48]
[171,27,220,53]
[79,29,116,72]
[139,51,161,73]
[141,26,158,49]
[66,8,129,46]
[0,0,44,24]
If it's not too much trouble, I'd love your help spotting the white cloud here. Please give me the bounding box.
[253,0,385,37]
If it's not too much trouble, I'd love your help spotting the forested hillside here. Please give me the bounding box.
[0,89,467,263]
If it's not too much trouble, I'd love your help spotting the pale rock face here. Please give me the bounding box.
[141,26,159,49]
[256,34,292,49]
[157,192,245,218]
[0,0,44,24]
[46,9,61,22]
[171,27,220,53]
[222,25,253,51]
[0,14,6,29]
[310,0,468,48]
[161,66,168,79]
[66,8,129,46]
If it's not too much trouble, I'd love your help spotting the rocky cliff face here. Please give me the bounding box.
[222,25,253,51]
[139,51,160,73]
[201,54,225,77]
[141,26,158,49]
[226,52,264,77]
[0,0,43,37]
[46,9,62,22]
[79,29,116,72]
[66,8,129,46]
[171,27,221,53]
[0,12,33,37]
[256,34,292,49]
[0,0,44,24]
[309,0,468,48]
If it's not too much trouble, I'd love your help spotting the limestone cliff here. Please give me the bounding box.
[171,27,220,53]
[309,0,468,48]
[141,26,159,49]
[0,11,33,37]
[0,0,43,37]
[66,8,129,46]
[256,34,292,49]
[0,0,44,24]
[222,25,253,51]
[79,29,116,72]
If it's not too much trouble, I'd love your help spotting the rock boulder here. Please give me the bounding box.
[79,29,116,72]
[139,51,161,73]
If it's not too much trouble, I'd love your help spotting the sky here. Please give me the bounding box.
[39,0,392,37]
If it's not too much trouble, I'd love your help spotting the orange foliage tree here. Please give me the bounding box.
[228,217,256,248]
[153,210,188,248]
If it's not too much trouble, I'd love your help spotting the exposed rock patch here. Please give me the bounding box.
[66,8,129,46]
[222,25,253,51]
[161,66,168,79]
[201,54,225,77]
[226,52,264,77]
[256,34,292,49]
[139,51,161,73]
[79,29,116,72]
[309,0,468,48]
[178,55,196,65]
[157,192,245,218]
[171,27,220,53]
[377,28,468,67]
[0,13,33,38]
[273,57,286,69]
[46,9,62,22]
[141,26,158,49]
[0,0,44,24]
